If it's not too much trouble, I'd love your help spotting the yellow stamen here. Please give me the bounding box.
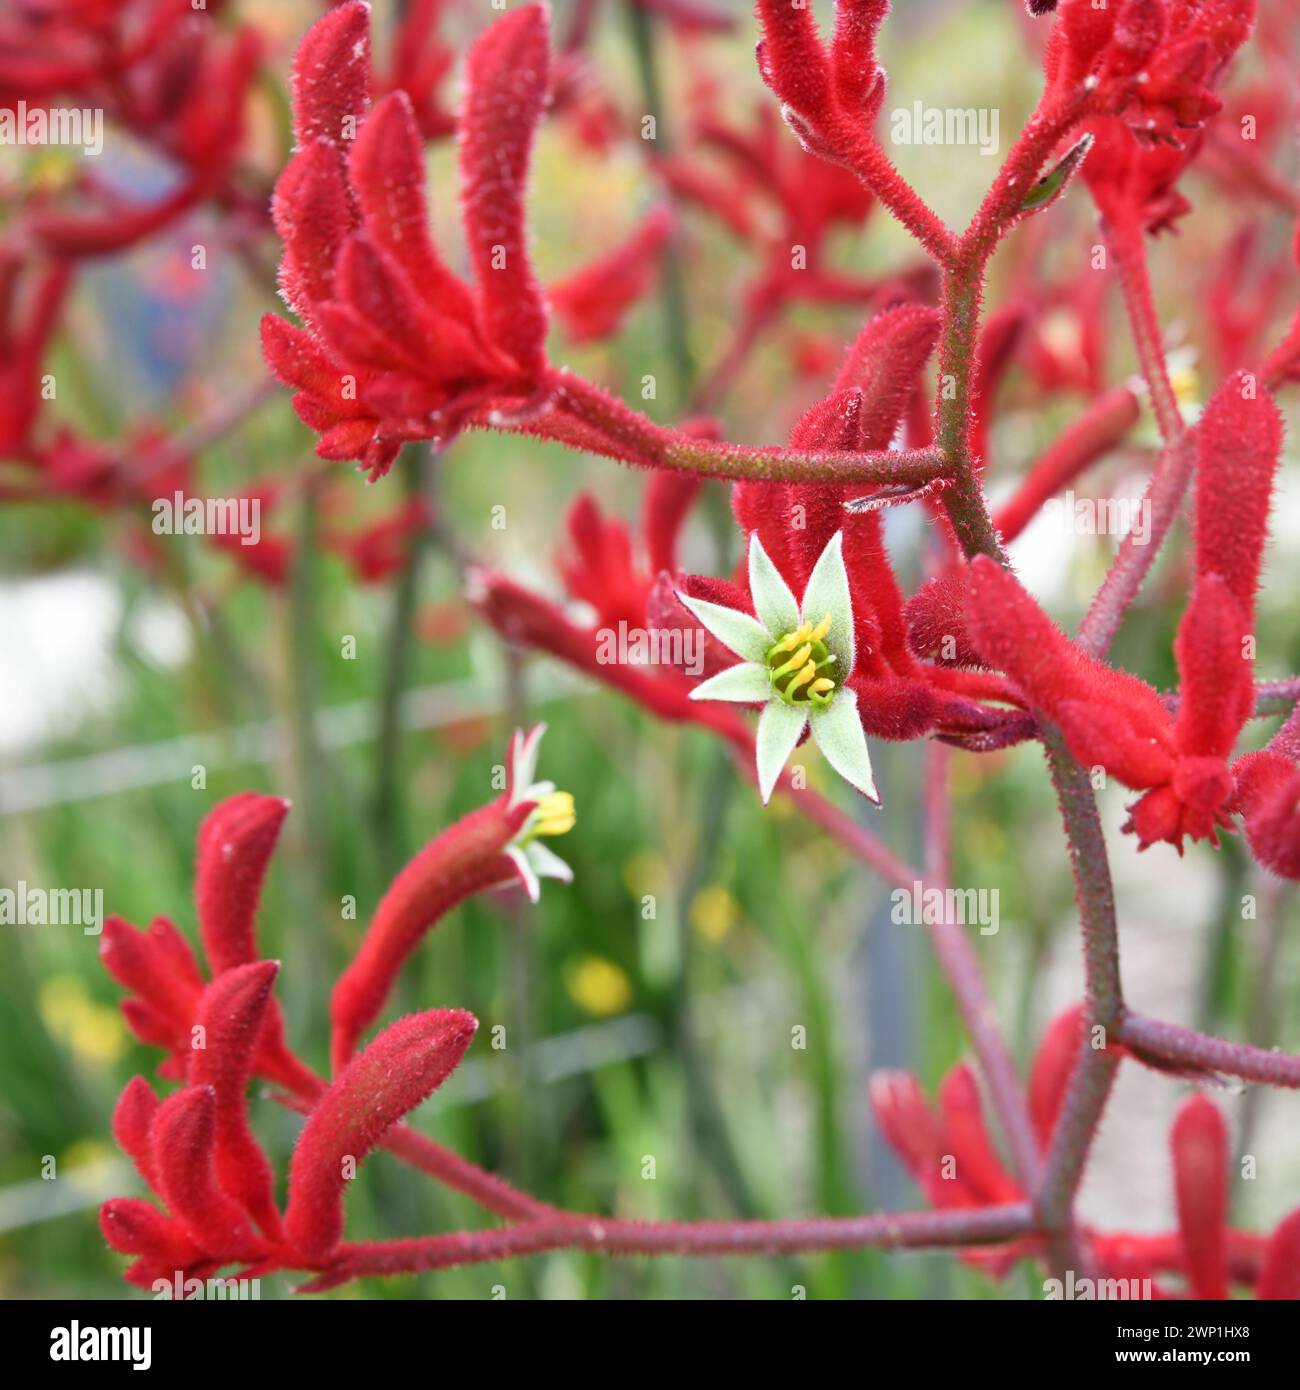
[808,677,835,695]
[534,791,575,837]
[786,661,817,696]
[768,622,811,655]
[808,612,832,643]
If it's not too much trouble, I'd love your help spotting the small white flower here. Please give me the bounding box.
[677,532,879,806]
[503,723,575,903]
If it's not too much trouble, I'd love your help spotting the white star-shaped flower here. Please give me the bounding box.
[503,723,575,903]
[677,531,878,806]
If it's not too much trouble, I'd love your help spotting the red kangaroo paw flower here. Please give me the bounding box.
[1193,371,1283,630]
[149,1085,267,1265]
[938,1064,1022,1204]
[458,3,551,374]
[284,1010,478,1263]
[189,962,284,1241]
[291,0,371,149]
[1257,1208,1300,1299]
[330,727,570,1070]
[1170,1094,1229,1299]
[549,205,674,344]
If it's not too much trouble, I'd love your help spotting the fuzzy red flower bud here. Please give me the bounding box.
[149,1085,267,1264]
[1171,1094,1229,1299]
[458,3,551,374]
[196,795,290,974]
[291,0,371,149]
[284,1010,478,1263]
[189,962,283,1241]
[1193,372,1283,630]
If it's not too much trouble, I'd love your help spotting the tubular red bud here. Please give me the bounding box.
[1194,373,1283,630]
[196,794,290,974]
[1171,1094,1229,1300]
[189,962,283,1240]
[149,1086,267,1264]
[291,0,371,149]
[285,1010,478,1263]
[329,805,522,1070]
[112,1077,161,1192]
[99,1198,198,1266]
[458,4,551,374]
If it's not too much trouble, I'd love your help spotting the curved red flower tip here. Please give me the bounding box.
[1257,1207,1300,1299]
[1232,751,1300,880]
[189,962,283,1241]
[329,727,570,1071]
[284,1009,478,1263]
[1027,1005,1083,1151]
[549,206,674,345]
[458,3,551,375]
[149,1085,268,1265]
[829,0,890,116]
[100,915,204,1068]
[291,0,371,149]
[100,1197,201,1270]
[196,794,291,974]
[1194,372,1283,632]
[1170,1094,1229,1299]
[111,1076,161,1192]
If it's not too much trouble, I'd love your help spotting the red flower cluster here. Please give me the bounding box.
[966,373,1283,854]
[99,724,573,1290]
[874,1010,1300,1298]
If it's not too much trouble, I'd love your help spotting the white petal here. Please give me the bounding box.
[748,532,800,638]
[799,531,855,677]
[676,591,771,662]
[809,689,878,803]
[525,840,573,885]
[688,662,772,703]
[510,723,547,805]
[755,701,807,805]
[505,846,541,903]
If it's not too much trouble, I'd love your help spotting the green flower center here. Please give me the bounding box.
[765,615,839,710]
